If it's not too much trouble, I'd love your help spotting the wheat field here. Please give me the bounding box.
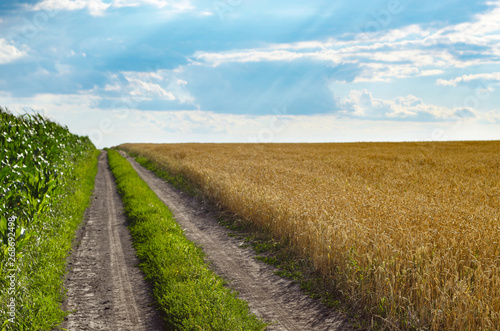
[120,142,500,330]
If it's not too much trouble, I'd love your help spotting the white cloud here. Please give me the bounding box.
[269,39,336,51]
[339,89,475,121]
[193,41,459,81]
[104,70,196,105]
[199,11,214,16]
[485,109,500,123]
[104,84,121,92]
[193,1,500,82]
[420,69,444,76]
[354,64,417,82]
[113,0,193,10]
[193,49,313,67]
[54,62,72,75]
[0,39,27,64]
[437,72,500,86]
[439,1,500,41]
[126,78,176,100]
[31,0,110,16]
[31,0,193,16]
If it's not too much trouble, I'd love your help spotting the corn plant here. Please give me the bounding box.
[0,106,97,330]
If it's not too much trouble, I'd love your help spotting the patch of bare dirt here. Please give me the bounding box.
[122,151,354,331]
[57,151,164,331]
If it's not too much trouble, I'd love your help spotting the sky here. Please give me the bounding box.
[0,0,499,148]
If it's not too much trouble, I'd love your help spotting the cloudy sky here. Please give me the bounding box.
[1,0,499,147]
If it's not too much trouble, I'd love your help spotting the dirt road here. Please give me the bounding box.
[59,151,164,331]
[122,151,352,331]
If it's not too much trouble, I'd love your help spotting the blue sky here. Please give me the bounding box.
[1,0,499,147]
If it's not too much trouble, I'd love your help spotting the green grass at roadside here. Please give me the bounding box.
[0,107,99,330]
[31,148,99,330]
[107,149,267,331]
[5,150,99,330]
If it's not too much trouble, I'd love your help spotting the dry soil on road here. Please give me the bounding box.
[59,151,164,331]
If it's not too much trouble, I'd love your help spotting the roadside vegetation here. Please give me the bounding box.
[0,107,98,330]
[107,149,267,330]
[120,142,500,330]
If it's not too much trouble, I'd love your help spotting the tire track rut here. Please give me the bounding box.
[122,151,352,331]
[59,151,164,331]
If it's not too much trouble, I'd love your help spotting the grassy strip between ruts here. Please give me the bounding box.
[107,149,267,331]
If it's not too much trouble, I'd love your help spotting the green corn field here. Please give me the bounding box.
[0,106,98,330]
